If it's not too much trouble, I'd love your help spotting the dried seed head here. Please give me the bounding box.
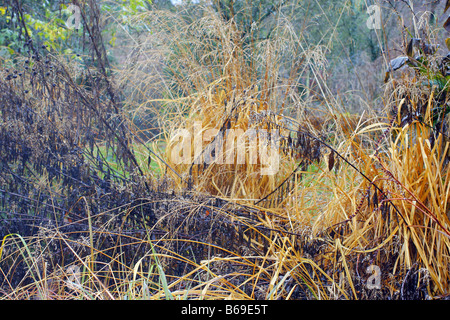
[328,151,335,171]
[373,191,378,208]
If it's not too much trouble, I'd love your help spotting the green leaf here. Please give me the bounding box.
[109,34,116,47]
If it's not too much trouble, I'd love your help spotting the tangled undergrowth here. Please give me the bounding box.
[1,0,450,300]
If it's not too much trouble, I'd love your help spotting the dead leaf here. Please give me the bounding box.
[388,56,409,72]
[423,43,439,55]
[406,38,421,57]
[328,151,335,171]
[384,71,390,83]
[444,14,450,32]
[384,56,409,82]
[446,38,450,51]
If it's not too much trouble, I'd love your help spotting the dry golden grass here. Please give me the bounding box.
[106,3,450,299]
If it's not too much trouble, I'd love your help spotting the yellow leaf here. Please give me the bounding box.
[446,38,450,51]
[109,35,116,47]
[0,7,6,15]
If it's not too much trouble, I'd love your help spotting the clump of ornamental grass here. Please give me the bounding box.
[118,4,347,206]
